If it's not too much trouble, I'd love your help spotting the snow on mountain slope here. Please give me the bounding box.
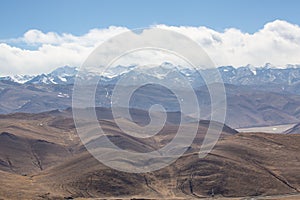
[6,66,79,85]
[2,63,300,86]
[0,75,35,84]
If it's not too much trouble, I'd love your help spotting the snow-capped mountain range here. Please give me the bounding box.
[2,63,300,128]
[2,63,300,86]
[0,66,78,85]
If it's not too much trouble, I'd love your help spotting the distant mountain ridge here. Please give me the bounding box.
[2,63,300,128]
[219,63,300,85]
[2,63,300,86]
[0,66,78,85]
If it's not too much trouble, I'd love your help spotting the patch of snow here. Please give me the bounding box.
[246,64,257,75]
[58,76,67,82]
[57,93,70,98]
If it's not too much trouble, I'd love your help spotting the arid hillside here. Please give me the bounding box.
[0,110,299,200]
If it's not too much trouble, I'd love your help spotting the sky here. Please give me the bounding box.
[1,0,300,75]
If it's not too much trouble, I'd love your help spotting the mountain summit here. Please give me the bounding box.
[0,66,78,85]
[2,63,300,86]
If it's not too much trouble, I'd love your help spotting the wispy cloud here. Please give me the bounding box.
[1,20,300,75]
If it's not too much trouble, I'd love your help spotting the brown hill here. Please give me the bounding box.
[0,110,300,200]
[0,132,71,174]
[31,132,299,200]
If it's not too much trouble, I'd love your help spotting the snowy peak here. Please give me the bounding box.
[49,66,78,77]
[0,75,35,84]
[2,63,300,86]
[1,66,78,85]
[219,64,300,85]
[48,66,77,84]
[26,74,56,84]
[101,65,137,78]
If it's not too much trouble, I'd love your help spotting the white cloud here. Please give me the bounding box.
[1,20,300,75]
[0,26,129,75]
[157,20,300,67]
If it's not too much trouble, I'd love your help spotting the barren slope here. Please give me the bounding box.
[0,110,299,200]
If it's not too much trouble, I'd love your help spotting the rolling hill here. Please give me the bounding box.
[0,109,299,199]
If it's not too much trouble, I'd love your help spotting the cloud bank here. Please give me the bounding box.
[1,20,300,75]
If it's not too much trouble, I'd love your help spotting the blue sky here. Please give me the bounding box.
[1,0,300,75]
[1,0,300,39]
